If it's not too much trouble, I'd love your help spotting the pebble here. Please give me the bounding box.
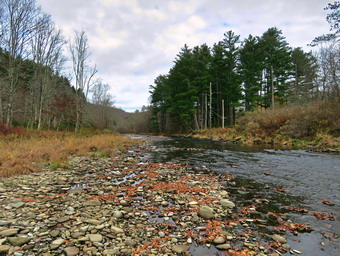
[220,199,235,208]
[213,236,226,244]
[172,244,189,253]
[64,246,79,256]
[0,228,19,237]
[272,234,287,243]
[216,243,231,250]
[111,226,124,234]
[0,245,10,252]
[88,234,103,242]
[83,200,101,206]
[51,238,65,249]
[198,206,214,219]
[0,148,306,255]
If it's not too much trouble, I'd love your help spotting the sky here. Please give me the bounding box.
[36,0,331,112]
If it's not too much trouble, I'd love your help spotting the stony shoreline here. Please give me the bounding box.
[0,143,312,256]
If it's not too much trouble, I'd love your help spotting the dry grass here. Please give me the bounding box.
[0,129,140,177]
[193,99,340,148]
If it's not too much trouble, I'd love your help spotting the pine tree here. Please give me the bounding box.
[259,27,292,108]
[239,35,263,111]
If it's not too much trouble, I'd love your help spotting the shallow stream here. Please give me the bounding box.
[129,135,340,256]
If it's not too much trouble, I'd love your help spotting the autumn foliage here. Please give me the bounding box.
[0,130,139,177]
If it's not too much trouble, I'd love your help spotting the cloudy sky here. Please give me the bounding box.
[36,0,331,112]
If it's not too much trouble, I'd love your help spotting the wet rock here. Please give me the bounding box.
[8,236,31,246]
[272,234,287,243]
[172,244,189,253]
[216,243,231,250]
[220,199,235,208]
[213,236,226,244]
[64,246,79,256]
[282,244,291,250]
[198,206,214,219]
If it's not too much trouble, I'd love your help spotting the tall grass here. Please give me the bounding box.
[0,128,140,177]
[194,99,340,148]
[237,100,340,140]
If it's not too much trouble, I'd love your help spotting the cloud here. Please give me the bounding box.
[37,0,331,111]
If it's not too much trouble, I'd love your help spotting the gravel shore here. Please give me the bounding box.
[0,144,311,255]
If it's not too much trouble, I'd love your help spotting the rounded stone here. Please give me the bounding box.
[198,206,214,219]
[0,245,10,252]
[64,246,80,256]
[8,236,31,246]
[272,234,287,243]
[213,236,226,244]
[216,243,231,250]
[88,234,103,242]
[220,199,235,208]
[172,245,189,253]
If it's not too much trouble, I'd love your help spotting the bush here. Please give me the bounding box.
[237,99,340,140]
[0,122,26,137]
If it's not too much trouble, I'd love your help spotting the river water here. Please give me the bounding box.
[130,135,340,256]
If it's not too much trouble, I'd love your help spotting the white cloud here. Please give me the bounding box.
[36,0,331,111]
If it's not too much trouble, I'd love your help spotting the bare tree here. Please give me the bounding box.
[69,30,97,132]
[91,82,114,107]
[90,82,115,129]
[29,13,66,129]
[0,0,41,125]
[315,40,340,100]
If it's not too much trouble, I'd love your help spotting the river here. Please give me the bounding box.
[129,135,340,256]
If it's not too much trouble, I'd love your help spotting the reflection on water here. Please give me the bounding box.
[142,135,340,256]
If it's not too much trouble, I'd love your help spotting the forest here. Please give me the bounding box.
[149,2,339,133]
[0,0,128,132]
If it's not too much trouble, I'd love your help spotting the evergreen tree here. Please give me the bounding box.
[259,27,292,108]
[222,31,242,125]
[290,47,318,102]
[239,35,263,111]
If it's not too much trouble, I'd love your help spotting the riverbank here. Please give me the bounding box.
[0,129,140,177]
[188,100,340,152]
[0,140,324,256]
[190,127,340,152]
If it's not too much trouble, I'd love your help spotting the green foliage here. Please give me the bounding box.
[150,27,302,132]
[49,162,69,170]
[89,152,110,158]
[310,1,339,46]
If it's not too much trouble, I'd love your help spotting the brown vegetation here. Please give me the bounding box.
[0,127,140,177]
[193,100,340,149]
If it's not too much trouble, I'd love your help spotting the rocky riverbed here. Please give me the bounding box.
[0,143,318,256]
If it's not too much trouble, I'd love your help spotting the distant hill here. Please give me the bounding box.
[84,103,151,133]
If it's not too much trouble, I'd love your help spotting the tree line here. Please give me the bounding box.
[0,0,114,131]
[149,3,339,132]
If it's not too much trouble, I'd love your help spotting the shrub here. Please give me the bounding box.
[0,122,26,137]
[237,99,340,140]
